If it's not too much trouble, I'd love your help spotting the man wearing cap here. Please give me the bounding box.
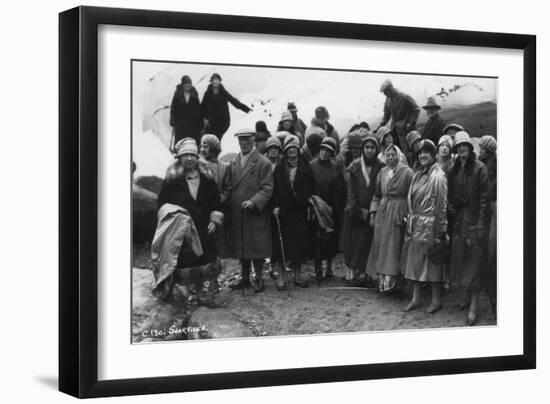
[308,106,340,153]
[309,137,347,283]
[287,102,307,137]
[169,75,204,145]
[227,129,274,293]
[447,131,490,326]
[379,79,420,156]
[421,96,446,145]
[201,73,252,141]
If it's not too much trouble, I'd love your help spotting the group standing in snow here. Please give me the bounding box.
[152,75,497,326]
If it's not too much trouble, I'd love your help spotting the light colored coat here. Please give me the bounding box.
[227,148,274,259]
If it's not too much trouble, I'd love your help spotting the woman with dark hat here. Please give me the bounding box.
[201,73,252,140]
[421,96,446,145]
[400,139,448,313]
[366,144,413,293]
[169,75,204,145]
[309,137,347,283]
[271,135,316,289]
[254,120,271,154]
[343,135,385,284]
[448,131,490,325]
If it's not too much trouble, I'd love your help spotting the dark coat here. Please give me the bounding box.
[201,84,251,139]
[422,113,446,145]
[226,149,274,259]
[448,154,490,289]
[381,90,420,131]
[157,168,221,267]
[271,157,315,264]
[343,157,385,270]
[309,157,347,259]
[169,85,204,144]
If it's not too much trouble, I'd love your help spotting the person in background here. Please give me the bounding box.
[271,135,315,289]
[343,135,384,285]
[309,137,347,284]
[436,135,454,177]
[405,130,422,170]
[376,126,407,165]
[264,136,283,170]
[278,110,304,145]
[478,135,497,319]
[378,79,420,156]
[442,123,464,143]
[169,75,204,145]
[309,106,340,153]
[227,129,274,293]
[338,128,366,168]
[287,102,307,136]
[400,139,448,313]
[254,120,271,154]
[201,73,252,141]
[302,127,326,162]
[448,131,490,326]
[157,138,223,305]
[421,97,446,145]
[366,144,413,293]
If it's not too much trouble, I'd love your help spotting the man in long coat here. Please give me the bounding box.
[378,79,420,156]
[421,97,446,145]
[227,128,274,293]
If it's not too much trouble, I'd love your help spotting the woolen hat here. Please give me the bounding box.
[438,134,454,149]
[406,130,422,148]
[279,111,293,123]
[266,136,283,151]
[234,128,256,138]
[287,102,298,112]
[380,79,393,92]
[453,131,474,152]
[283,134,300,153]
[443,123,464,135]
[200,134,221,155]
[175,137,198,157]
[181,75,192,85]
[315,106,330,120]
[210,73,222,82]
[417,139,437,157]
[422,96,441,110]
[479,135,497,153]
[320,137,337,154]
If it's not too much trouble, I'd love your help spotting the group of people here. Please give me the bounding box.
[151,76,497,326]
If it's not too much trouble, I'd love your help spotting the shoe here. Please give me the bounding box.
[294,279,309,288]
[229,280,251,290]
[403,301,421,312]
[254,279,265,293]
[426,303,442,314]
[466,310,477,326]
[276,283,288,291]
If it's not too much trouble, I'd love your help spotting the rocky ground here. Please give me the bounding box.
[132,243,496,343]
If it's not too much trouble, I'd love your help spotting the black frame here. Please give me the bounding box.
[59,6,536,398]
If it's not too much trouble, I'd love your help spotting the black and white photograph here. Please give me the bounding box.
[131,60,498,343]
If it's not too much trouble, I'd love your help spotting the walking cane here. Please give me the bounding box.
[240,206,246,297]
[274,211,291,301]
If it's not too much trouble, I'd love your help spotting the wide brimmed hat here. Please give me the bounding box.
[175,137,199,157]
[234,128,256,138]
[287,102,298,112]
[422,96,441,110]
[479,135,497,153]
[279,111,293,123]
[320,137,337,154]
[417,139,437,156]
[266,136,283,151]
[283,134,301,153]
[443,123,464,135]
[452,131,474,152]
[406,130,422,148]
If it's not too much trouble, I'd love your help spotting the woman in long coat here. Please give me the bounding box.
[448,131,490,326]
[271,135,315,289]
[309,137,347,284]
[343,135,384,284]
[366,145,413,293]
[169,76,204,144]
[400,139,448,313]
[201,73,252,140]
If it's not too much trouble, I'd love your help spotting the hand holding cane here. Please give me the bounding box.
[274,211,291,300]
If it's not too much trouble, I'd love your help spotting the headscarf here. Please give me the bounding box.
[384,144,405,168]
[362,136,380,167]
